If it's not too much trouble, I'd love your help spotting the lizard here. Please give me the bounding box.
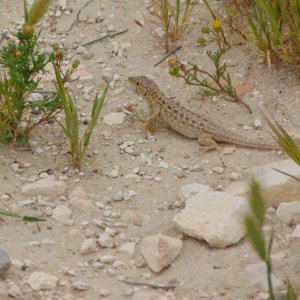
[129,75,279,151]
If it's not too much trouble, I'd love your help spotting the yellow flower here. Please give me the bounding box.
[212,19,221,32]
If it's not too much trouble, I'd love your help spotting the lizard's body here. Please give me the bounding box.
[129,76,278,151]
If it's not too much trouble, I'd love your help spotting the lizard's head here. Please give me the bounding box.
[129,76,156,96]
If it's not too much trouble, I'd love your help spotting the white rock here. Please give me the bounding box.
[103,112,126,126]
[27,271,58,291]
[8,283,21,298]
[118,242,136,258]
[120,210,141,226]
[212,167,224,174]
[21,178,66,197]
[69,186,94,212]
[173,191,250,247]
[276,201,300,223]
[52,205,72,223]
[159,161,169,169]
[80,238,97,254]
[141,234,182,273]
[225,159,300,207]
[245,263,284,291]
[69,186,87,200]
[97,233,114,248]
[99,255,116,264]
[71,281,89,290]
[291,224,300,238]
[178,183,210,202]
[99,288,110,297]
[113,191,124,201]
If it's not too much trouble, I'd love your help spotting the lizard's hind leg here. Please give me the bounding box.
[198,133,220,152]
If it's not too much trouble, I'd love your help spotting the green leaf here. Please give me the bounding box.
[285,279,297,300]
[23,215,46,222]
[0,209,21,219]
[248,179,265,226]
[27,0,56,26]
[265,116,300,167]
[245,216,266,261]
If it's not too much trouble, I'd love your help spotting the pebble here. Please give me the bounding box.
[98,233,114,248]
[118,242,136,258]
[27,271,58,291]
[80,238,97,254]
[71,281,89,290]
[212,167,224,174]
[99,288,110,297]
[99,255,116,264]
[0,249,11,276]
[120,210,141,226]
[113,191,124,201]
[52,205,72,223]
[159,161,169,169]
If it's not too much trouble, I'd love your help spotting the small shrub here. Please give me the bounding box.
[52,53,108,169]
[169,19,252,113]
[141,0,194,53]
[0,0,61,144]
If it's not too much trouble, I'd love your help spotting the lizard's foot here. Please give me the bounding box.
[198,133,220,153]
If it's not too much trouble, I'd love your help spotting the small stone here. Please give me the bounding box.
[178,183,210,202]
[113,191,124,201]
[103,112,126,126]
[141,234,182,273]
[98,233,114,248]
[222,146,236,155]
[276,201,300,223]
[99,288,110,297]
[175,168,185,178]
[8,283,21,298]
[254,119,262,128]
[81,50,94,60]
[107,24,115,32]
[0,249,11,276]
[159,161,169,169]
[21,178,66,197]
[80,238,97,254]
[291,224,300,238]
[212,167,224,174]
[120,210,141,226]
[52,205,72,223]
[245,263,284,291]
[118,242,136,258]
[71,281,89,291]
[230,172,241,181]
[99,255,116,264]
[106,169,119,178]
[27,271,58,291]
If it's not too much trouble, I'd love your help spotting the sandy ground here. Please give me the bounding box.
[0,0,300,299]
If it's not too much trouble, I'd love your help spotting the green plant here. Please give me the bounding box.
[245,180,297,300]
[52,55,108,169]
[169,20,252,113]
[0,0,61,144]
[0,208,45,222]
[244,0,300,66]
[142,0,194,53]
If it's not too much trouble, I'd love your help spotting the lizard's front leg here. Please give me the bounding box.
[197,133,220,152]
[144,103,160,131]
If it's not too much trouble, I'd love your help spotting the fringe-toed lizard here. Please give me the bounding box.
[129,76,278,151]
